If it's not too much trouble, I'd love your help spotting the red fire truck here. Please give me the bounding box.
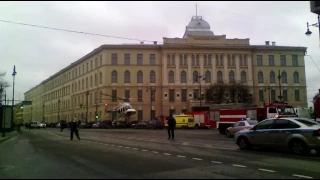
[313,89,320,122]
[189,101,298,133]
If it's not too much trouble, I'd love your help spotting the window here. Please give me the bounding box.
[238,122,246,126]
[292,55,298,66]
[232,55,235,66]
[124,70,130,83]
[184,55,187,66]
[295,90,300,101]
[256,120,274,130]
[150,71,156,83]
[86,78,88,88]
[181,89,187,102]
[168,71,174,83]
[137,54,143,65]
[82,79,84,90]
[192,55,195,65]
[294,118,319,127]
[239,55,243,66]
[169,89,175,102]
[273,119,300,129]
[172,55,176,65]
[138,110,143,121]
[208,55,212,65]
[293,72,299,83]
[257,55,263,66]
[138,90,142,102]
[258,72,264,83]
[100,55,102,66]
[94,74,97,86]
[112,90,117,102]
[259,90,264,102]
[151,110,155,120]
[125,90,130,99]
[241,71,246,83]
[86,63,88,72]
[90,76,92,87]
[271,90,276,101]
[283,90,288,101]
[151,90,155,102]
[270,71,275,83]
[281,72,287,83]
[167,54,171,65]
[193,89,199,99]
[181,71,187,83]
[111,54,118,65]
[205,71,211,83]
[124,54,130,65]
[243,55,247,65]
[196,55,199,65]
[217,71,223,83]
[280,55,286,66]
[216,55,220,66]
[149,54,156,65]
[90,61,93,70]
[193,71,199,83]
[100,72,102,84]
[204,55,207,65]
[137,71,143,83]
[111,71,118,83]
[229,71,235,83]
[228,55,231,66]
[268,55,274,66]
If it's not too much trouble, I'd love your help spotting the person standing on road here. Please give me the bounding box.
[70,120,81,141]
[167,114,176,140]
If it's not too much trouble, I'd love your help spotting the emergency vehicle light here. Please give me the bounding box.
[274,115,279,118]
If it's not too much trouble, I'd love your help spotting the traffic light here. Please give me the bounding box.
[104,103,108,106]
[95,115,99,119]
[20,105,23,109]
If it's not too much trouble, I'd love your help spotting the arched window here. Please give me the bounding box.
[229,71,235,83]
[217,71,223,82]
[205,71,211,83]
[111,71,118,83]
[281,71,287,83]
[137,71,143,83]
[150,71,156,83]
[124,70,130,83]
[241,71,246,83]
[168,71,174,83]
[193,71,199,83]
[258,72,264,83]
[293,72,299,83]
[269,71,275,83]
[181,71,187,83]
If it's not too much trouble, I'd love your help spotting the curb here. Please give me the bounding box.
[0,131,20,144]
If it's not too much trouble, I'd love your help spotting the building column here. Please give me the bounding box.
[235,54,240,82]
[200,54,204,77]
[223,54,228,83]
[187,54,192,85]
[211,54,216,83]
[247,54,253,86]
[175,53,180,84]
[163,53,168,85]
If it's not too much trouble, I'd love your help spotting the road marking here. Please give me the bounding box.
[182,142,189,145]
[232,164,246,168]
[164,153,171,156]
[192,158,202,161]
[111,144,115,146]
[118,146,122,148]
[99,143,103,145]
[48,132,62,137]
[104,144,109,146]
[292,174,313,179]
[142,150,148,152]
[177,155,186,158]
[211,161,222,164]
[258,169,276,173]
[125,147,130,149]
[132,148,138,150]
[204,144,213,148]
[137,138,143,140]
[152,151,159,154]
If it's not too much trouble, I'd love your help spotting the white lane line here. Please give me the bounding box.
[292,174,313,179]
[132,148,138,150]
[142,150,148,152]
[177,155,186,158]
[211,161,222,164]
[192,158,202,161]
[258,169,276,173]
[48,132,62,137]
[111,144,115,147]
[137,138,143,140]
[104,144,109,146]
[164,153,171,156]
[182,142,189,145]
[125,147,130,149]
[232,164,247,168]
[152,151,159,154]
[118,146,123,148]
[99,143,103,145]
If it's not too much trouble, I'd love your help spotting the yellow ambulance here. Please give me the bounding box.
[164,114,195,129]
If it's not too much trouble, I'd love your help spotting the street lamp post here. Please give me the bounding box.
[146,87,156,120]
[277,70,282,102]
[58,99,61,122]
[86,91,89,123]
[12,65,17,131]
[305,15,320,45]
[197,75,205,111]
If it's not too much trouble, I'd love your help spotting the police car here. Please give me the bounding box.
[234,117,320,155]
[226,118,258,138]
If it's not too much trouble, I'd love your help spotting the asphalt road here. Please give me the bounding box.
[0,128,319,179]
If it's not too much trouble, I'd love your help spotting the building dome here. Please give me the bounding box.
[183,16,214,38]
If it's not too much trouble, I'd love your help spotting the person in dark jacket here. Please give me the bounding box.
[70,120,81,140]
[166,114,176,140]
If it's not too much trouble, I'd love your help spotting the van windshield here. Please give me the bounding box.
[277,106,296,115]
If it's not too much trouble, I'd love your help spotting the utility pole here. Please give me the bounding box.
[12,65,17,131]
[278,70,282,102]
[86,91,89,123]
[146,87,156,120]
[197,75,205,111]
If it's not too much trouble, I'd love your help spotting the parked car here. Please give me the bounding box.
[112,121,127,129]
[132,121,148,129]
[146,120,164,129]
[226,119,258,138]
[98,120,112,129]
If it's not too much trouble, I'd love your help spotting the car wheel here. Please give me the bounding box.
[289,140,309,155]
[237,137,251,150]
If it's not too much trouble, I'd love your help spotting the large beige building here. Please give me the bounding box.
[24,15,308,123]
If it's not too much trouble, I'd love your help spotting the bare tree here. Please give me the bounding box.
[236,83,250,103]
[0,72,10,103]
[206,82,228,104]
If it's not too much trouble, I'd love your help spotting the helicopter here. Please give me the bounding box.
[100,92,136,121]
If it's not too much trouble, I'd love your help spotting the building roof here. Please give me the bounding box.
[183,16,214,38]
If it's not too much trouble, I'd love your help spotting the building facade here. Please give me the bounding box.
[24,15,308,123]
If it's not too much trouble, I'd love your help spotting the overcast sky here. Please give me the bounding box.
[0,1,319,107]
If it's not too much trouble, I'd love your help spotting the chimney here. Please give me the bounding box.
[140,41,144,44]
[153,41,157,45]
[265,41,270,45]
[272,41,276,46]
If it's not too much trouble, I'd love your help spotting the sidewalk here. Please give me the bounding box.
[0,130,19,144]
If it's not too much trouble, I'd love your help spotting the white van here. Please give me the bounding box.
[294,108,311,119]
